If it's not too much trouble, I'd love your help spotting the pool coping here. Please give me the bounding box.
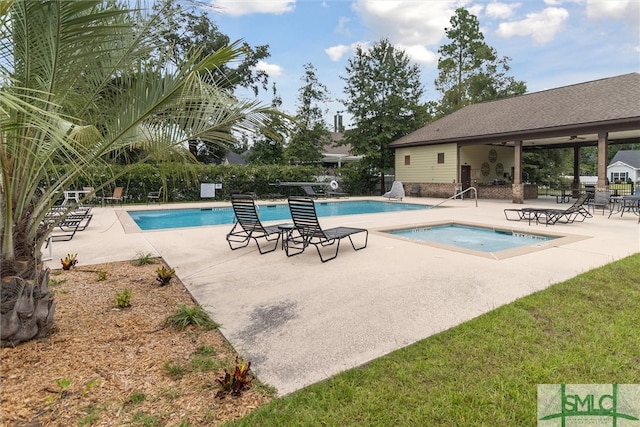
[373,220,591,260]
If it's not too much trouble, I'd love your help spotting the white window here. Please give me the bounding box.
[610,172,628,183]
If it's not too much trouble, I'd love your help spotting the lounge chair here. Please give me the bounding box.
[301,185,326,198]
[45,205,93,231]
[102,186,124,205]
[226,194,288,254]
[285,196,368,262]
[383,181,405,201]
[147,187,163,203]
[504,193,591,226]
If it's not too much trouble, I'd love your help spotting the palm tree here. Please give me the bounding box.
[0,0,267,346]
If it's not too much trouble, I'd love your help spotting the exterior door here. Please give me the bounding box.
[461,165,471,191]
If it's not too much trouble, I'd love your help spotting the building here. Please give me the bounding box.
[389,73,640,202]
[607,150,640,184]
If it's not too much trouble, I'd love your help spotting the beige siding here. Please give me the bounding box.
[395,144,458,182]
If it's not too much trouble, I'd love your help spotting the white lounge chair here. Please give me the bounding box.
[383,181,405,201]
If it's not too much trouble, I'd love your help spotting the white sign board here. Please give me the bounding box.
[200,183,216,198]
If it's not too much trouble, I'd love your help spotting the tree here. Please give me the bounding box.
[152,0,271,161]
[285,63,331,165]
[246,84,289,165]
[342,39,430,191]
[435,8,526,116]
[0,0,267,346]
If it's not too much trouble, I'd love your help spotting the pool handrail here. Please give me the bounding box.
[428,186,478,209]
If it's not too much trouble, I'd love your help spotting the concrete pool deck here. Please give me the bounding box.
[44,196,640,396]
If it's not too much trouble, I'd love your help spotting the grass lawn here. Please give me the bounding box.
[225,253,640,426]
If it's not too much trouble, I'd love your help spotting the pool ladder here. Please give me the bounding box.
[428,186,478,209]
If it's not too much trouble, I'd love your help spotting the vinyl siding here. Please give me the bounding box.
[395,144,457,182]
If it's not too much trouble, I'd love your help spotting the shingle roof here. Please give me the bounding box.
[391,73,640,147]
[609,150,640,168]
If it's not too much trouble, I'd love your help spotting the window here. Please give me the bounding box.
[437,153,445,164]
[404,155,410,165]
[610,172,628,183]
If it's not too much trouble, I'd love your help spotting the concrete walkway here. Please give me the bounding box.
[44,197,639,396]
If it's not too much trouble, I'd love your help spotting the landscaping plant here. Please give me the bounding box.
[216,357,254,397]
[60,254,78,270]
[155,265,176,286]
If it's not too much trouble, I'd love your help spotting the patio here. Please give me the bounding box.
[44,196,640,396]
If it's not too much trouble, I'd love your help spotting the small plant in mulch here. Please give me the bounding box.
[115,289,132,308]
[132,252,155,266]
[96,269,108,281]
[215,357,254,397]
[162,304,219,331]
[60,253,78,270]
[155,265,175,286]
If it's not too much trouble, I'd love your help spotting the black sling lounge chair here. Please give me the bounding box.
[504,193,591,226]
[285,196,368,262]
[226,194,288,254]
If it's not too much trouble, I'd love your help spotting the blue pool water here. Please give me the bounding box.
[387,224,556,253]
[129,200,428,230]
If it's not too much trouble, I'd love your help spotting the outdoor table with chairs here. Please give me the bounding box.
[62,189,91,205]
[608,194,640,219]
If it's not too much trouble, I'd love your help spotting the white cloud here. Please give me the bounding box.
[255,61,283,77]
[485,2,520,19]
[496,7,569,44]
[211,0,295,16]
[325,43,367,62]
[351,0,468,64]
[585,0,639,29]
[397,44,439,65]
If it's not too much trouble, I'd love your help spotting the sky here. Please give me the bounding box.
[206,0,640,129]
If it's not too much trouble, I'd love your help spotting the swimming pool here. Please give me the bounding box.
[379,222,581,260]
[128,200,428,230]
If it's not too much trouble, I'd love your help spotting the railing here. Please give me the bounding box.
[427,187,478,209]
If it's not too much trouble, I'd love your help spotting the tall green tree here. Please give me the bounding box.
[0,0,267,346]
[342,39,430,191]
[247,83,289,165]
[153,0,270,95]
[435,7,526,116]
[285,63,331,164]
[152,0,271,161]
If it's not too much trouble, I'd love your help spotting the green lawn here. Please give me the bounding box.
[225,253,640,427]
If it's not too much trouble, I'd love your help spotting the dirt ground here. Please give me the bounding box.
[0,260,271,426]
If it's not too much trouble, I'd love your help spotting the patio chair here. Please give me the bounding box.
[504,193,591,226]
[301,185,326,198]
[102,186,124,205]
[147,187,163,203]
[45,205,93,231]
[285,196,368,262]
[226,194,288,254]
[587,190,611,215]
[383,181,405,201]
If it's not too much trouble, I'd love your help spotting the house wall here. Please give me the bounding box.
[394,144,457,183]
[460,146,515,184]
[607,162,639,183]
[394,144,522,199]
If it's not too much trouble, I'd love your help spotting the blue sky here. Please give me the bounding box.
[207,0,640,129]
